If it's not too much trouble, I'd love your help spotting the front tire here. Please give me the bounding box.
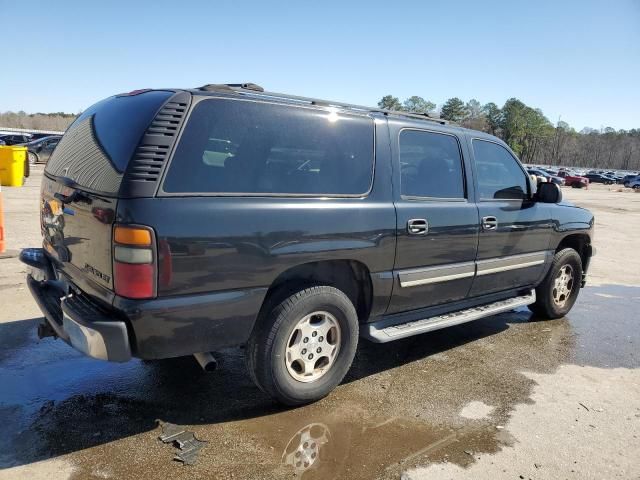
[529,248,583,319]
[246,286,359,406]
[28,151,39,164]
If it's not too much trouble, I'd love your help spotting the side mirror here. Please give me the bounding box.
[536,182,562,203]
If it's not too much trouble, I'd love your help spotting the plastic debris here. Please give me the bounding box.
[157,420,207,465]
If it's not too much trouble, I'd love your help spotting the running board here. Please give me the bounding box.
[363,290,536,343]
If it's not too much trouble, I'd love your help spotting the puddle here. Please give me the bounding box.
[0,285,638,479]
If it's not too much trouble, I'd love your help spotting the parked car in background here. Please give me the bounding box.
[627,178,640,190]
[527,168,566,186]
[25,135,61,164]
[623,174,640,187]
[557,170,589,188]
[29,132,63,141]
[585,173,615,185]
[605,175,622,184]
[0,133,32,145]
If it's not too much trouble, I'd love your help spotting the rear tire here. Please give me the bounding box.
[529,248,582,319]
[28,151,39,164]
[246,286,359,406]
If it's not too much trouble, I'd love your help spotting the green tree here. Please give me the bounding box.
[439,97,467,123]
[465,99,483,119]
[377,95,403,111]
[461,98,487,131]
[402,96,436,114]
[500,98,553,162]
[482,102,502,135]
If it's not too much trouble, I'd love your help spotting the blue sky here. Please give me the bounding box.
[1,0,638,130]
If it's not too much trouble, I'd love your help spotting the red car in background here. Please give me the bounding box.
[557,170,589,188]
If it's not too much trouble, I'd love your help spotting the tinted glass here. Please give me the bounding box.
[163,99,374,195]
[399,130,465,199]
[472,140,528,200]
[54,90,172,173]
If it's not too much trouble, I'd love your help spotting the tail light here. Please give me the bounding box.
[113,225,156,299]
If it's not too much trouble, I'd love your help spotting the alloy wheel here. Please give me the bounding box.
[285,311,341,382]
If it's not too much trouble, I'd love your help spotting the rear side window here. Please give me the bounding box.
[472,140,529,200]
[46,90,172,193]
[399,130,465,199]
[163,99,374,195]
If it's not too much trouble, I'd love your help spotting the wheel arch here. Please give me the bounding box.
[555,233,592,270]
[255,259,374,329]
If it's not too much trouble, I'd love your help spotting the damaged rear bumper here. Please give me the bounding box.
[22,248,131,362]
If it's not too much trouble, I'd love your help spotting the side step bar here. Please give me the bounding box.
[363,290,536,343]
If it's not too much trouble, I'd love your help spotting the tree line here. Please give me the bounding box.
[3,98,639,172]
[0,111,76,132]
[378,95,640,171]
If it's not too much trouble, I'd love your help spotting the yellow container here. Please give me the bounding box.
[0,146,27,186]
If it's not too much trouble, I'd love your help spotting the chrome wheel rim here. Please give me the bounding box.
[285,311,341,383]
[552,264,574,307]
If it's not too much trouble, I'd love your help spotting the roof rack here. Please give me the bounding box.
[198,83,265,93]
[195,84,448,125]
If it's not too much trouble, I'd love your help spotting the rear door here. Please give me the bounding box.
[387,123,479,314]
[41,90,174,302]
[468,137,553,297]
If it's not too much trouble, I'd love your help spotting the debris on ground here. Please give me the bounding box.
[156,420,207,465]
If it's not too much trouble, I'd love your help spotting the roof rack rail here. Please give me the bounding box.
[197,83,265,93]
[249,91,448,125]
[194,85,448,125]
[387,110,448,125]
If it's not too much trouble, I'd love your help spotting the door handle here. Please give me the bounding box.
[482,216,498,231]
[407,218,428,235]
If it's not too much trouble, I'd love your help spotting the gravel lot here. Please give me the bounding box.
[0,166,638,479]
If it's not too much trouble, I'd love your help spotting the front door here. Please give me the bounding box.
[468,138,553,297]
[387,126,479,315]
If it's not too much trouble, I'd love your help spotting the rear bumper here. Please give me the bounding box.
[24,265,132,362]
[21,247,266,361]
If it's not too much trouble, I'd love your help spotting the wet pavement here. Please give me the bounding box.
[0,284,638,479]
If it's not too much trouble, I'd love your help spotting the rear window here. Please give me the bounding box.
[46,90,172,193]
[162,99,374,195]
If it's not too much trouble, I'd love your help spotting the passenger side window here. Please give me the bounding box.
[163,99,374,195]
[472,140,529,200]
[399,130,465,199]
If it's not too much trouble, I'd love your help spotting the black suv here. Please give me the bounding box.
[22,84,594,405]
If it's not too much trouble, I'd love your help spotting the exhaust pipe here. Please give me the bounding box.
[193,352,217,372]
